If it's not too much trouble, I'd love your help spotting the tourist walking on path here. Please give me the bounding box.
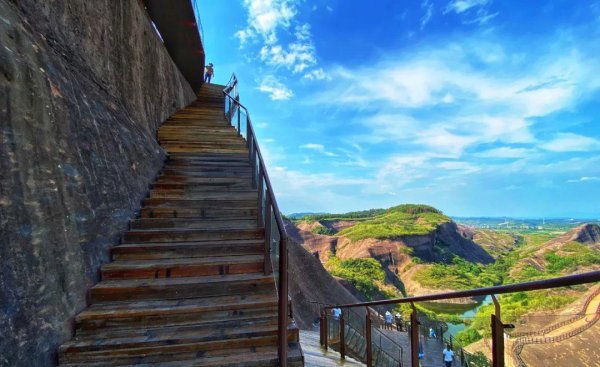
[442,344,454,367]
[384,311,393,330]
[204,63,214,83]
[395,312,403,331]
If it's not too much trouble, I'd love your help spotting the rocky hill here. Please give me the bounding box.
[288,204,494,302]
[511,224,600,279]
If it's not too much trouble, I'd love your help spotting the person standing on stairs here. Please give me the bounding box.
[443,344,454,367]
[204,63,214,83]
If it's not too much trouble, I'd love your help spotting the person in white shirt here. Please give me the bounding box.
[383,311,393,329]
[331,307,342,320]
[442,344,454,367]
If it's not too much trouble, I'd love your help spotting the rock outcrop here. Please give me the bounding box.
[0,1,195,366]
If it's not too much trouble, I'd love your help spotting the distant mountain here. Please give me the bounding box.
[287,204,494,302]
[286,212,326,219]
[511,224,600,279]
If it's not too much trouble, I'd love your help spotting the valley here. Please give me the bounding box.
[287,204,600,364]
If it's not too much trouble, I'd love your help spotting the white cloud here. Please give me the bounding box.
[445,0,490,14]
[300,143,338,157]
[421,0,434,29]
[567,176,600,183]
[540,133,600,152]
[475,147,535,158]
[304,68,331,81]
[257,75,294,100]
[236,0,320,76]
[236,0,298,44]
[310,42,599,158]
[300,143,324,150]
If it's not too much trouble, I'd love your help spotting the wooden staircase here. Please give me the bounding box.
[58,83,303,366]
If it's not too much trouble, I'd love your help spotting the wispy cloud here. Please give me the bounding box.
[421,0,434,29]
[309,40,598,158]
[445,0,490,14]
[475,147,536,158]
[444,0,498,25]
[236,0,322,92]
[541,133,600,152]
[567,176,600,183]
[300,143,338,157]
[259,24,317,73]
[257,75,294,100]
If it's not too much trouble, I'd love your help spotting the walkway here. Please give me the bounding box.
[301,331,364,367]
[56,84,302,366]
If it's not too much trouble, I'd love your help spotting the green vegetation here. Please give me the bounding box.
[300,209,386,221]
[309,226,335,235]
[455,290,578,346]
[545,242,600,273]
[412,256,508,290]
[337,205,450,241]
[472,230,517,258]
[325,256,388,300]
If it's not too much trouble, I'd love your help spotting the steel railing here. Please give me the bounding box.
[221,74,290,366]
[319,271,600,367]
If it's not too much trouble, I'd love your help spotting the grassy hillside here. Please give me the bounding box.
[325,255,400,300]
[336,205,451,241]
[472,229,517,258]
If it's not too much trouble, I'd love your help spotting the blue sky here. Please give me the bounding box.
[196,0,600,218]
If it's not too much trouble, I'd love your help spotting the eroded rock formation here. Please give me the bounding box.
[0,1,195,365]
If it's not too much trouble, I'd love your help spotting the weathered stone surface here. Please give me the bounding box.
[0,1,196,366]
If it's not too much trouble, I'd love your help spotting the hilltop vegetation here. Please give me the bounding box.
[290,205,600,350]
[325,256,399,300]
[296,204,451,241]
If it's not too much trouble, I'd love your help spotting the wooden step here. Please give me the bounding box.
[59,324,280,364]
[89,273,275,303]
[163,146,249,154]
[148,189,257,200]
[167,153,249,161]
[60,338,303,367]
[152,181,253,191]
[111,239,265,260]
[159,169,251,178]
[101,254,265,279]
[128,218,258,230]
[139,206,257,218]
[154,176,252,186]
[142,197,257,208]
[123,228,264,243]
[76,293,278,332]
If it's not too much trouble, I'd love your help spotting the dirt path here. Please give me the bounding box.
[543,291,600,338]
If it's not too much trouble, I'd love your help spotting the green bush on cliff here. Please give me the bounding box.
[325,256,386,300]
[545,243,600,273]
[336,205,450,241]
[309,226,336,235]
[412,256,504,290]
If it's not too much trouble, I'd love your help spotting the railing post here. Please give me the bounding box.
[237,104,241,133]
[340,311,345,359]
[320,310,326,347]
[324,310,329,350]
[278,236,289,367]
[257,164,264,227]
[366,308,373,367]
[250,138,257,189]
[410,304,419,367]
[491,295,504,367]
[263,193,272,275]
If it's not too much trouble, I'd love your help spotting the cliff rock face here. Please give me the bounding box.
[287,238,360,329]
[0,1,196,366]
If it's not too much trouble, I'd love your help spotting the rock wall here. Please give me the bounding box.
[0,1,196,366]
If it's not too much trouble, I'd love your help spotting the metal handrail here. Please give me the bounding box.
[221,74,290,366]
[319,271,599,367]
[324,271,600,310]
